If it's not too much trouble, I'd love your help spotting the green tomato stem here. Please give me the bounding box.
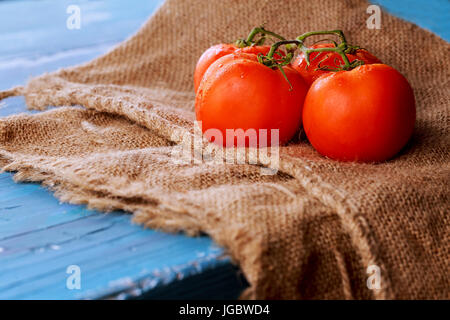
[235,26,287,48]
[263,30,365,73]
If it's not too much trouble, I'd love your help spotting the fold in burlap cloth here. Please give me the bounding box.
[0,0,449,299]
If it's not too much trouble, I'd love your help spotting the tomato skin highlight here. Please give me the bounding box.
[195,53,308,147]
[302,64,416,162]
[291,43,381,86]
[194,44,275,92]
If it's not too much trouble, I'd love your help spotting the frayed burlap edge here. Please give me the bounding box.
[0,91,392,299]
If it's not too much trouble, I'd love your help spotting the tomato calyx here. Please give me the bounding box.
[233,26,296,90]
[296,30,366,72]
[257,41,298,90]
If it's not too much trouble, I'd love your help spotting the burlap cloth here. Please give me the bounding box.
[0,0,449,299]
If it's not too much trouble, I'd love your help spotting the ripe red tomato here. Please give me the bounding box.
[302,64,416,162]
[195,52,308,147]
[291,43,381,86]
[194,44,276,92]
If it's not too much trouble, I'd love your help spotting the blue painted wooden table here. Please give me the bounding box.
[0,0,448,300]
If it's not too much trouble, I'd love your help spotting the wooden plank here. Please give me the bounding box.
[0,171,244,300]
[0,0,164,59]
[373,0,450,41]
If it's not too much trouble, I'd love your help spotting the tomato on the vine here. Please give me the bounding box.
[194,44,282,92]
[291,43,381,86]
[195,52,308,147]
[194,28,415,162]
[302,63,416,162]
[194,27,288,92]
